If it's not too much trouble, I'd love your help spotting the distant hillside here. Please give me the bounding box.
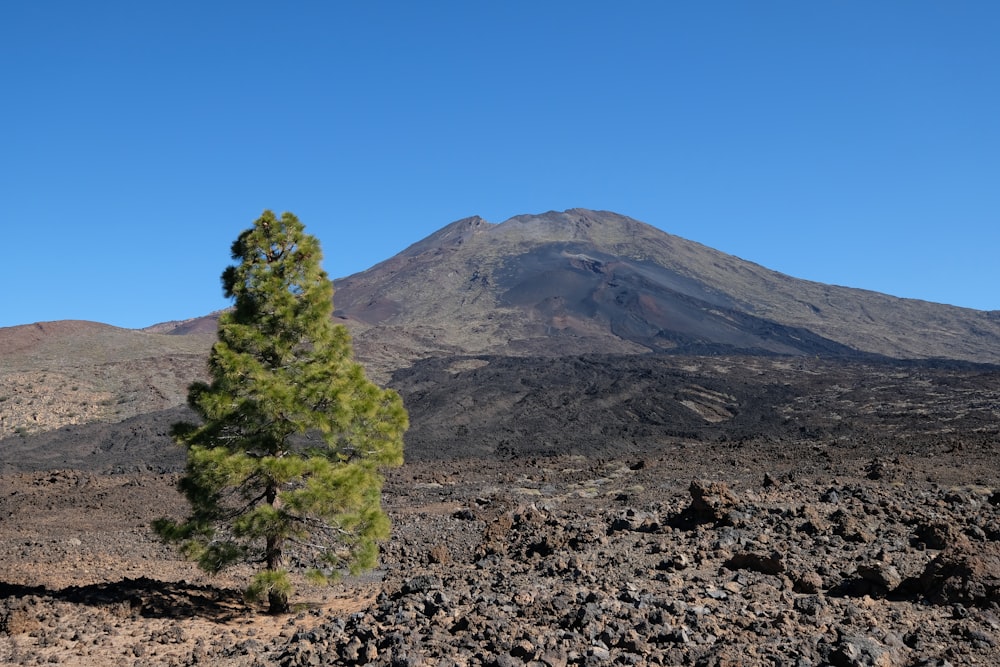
[0,321,212,438]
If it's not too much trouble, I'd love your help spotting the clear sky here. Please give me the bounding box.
[3,2,998,329]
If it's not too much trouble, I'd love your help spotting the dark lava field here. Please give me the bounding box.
[1,353,999,666]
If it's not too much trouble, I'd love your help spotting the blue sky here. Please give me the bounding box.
[3,2,998,329]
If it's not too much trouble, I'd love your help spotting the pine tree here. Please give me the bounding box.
[154,210,407,614]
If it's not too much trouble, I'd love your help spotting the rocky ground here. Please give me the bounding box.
[1,443,998,666]
[1,353,998,665]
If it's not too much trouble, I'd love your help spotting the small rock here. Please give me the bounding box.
[723,550,785,576]
[793,570,825,594]
[828,634,899,667]
[857,563,902,593]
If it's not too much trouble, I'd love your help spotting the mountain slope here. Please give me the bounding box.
[0,321,212,438]
[332,209,1000,370]
[5,353,998,471]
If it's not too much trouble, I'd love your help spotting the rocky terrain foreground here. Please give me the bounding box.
[1,441,998,666]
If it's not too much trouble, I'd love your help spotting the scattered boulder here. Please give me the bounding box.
[857,562,903,596]
[792,570,825,594]
[913,520,964,551]
[682,479,740,525]
[917,539,1000,608]
[827,634,902,667]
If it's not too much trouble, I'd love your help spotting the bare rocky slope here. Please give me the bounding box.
[0,321,212,439]
[3,353,997,476]
[326,209,1000,371]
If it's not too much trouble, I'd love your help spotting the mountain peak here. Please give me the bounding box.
[498,208,647,234]
[397,215,493,259]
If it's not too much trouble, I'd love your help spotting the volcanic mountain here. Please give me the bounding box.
[152,208,1000,372]
[329,209,1000,372]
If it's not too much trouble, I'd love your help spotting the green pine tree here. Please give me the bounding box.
[154,210,407,614]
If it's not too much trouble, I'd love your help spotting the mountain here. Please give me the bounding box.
[3,208,999,442]
[330,209,1000,372]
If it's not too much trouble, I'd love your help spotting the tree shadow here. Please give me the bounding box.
[0,576,251,622]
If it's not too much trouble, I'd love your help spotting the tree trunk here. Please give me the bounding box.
[265,529,284,571]
[265,482,288,614]
[268,587,289,614]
